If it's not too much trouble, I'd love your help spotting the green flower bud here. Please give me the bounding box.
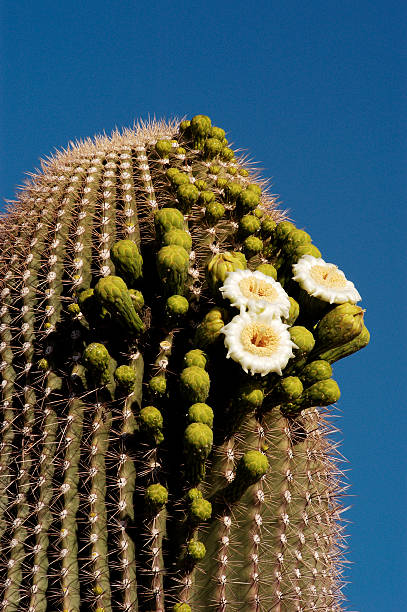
[67,302,81,316]
[205,201,225,223]
[246,183,262,196]
[94,275,144,333]
[187,540,206,561]
[179,120,191,133]
[285,378,341,414]
[228,166,238,176]
[314,303,364,354]
[209,164,221,175]
[198,190,216,205]
[282,229,312,252]
[186,488,203,503]
[190,114,212,149]
[206,251,246,292]
[114,365,137,394]
[38,358,49,371]
[203,137,223,159]
[139,406,164,444]
[239,214,261,236]
[238,189,260,211]
[110,240,143,287]
[176,183,199,213]
[157,245,190,296]
[221,147,235,161]
[216,177,228,189]
[240,386,264,410]
[184,423,213,460]
[194,307,226,348]
[255,263,277,280]
[275,221,296,243]
[300,360,333,387]
[129,288,144,311]
[261,216,277,237]
[83,343,110,385]
[290,326,315,358]
[154,207,185,239]
[225,450,269,503]
[292,243,322,261]
[149,375,167,397]
[189,498,212,522]
[166,168,190,187]
[166,294,189,318]
[155,139,173,158]
[145,483,168,510]
[187,403,214,428]
[194,179,208,191]
[210,126,226,141]
[276,376,304,401]
[162,228,192,252]
[317,323,370,364]
[176,146,186,156]
[283,297,300,325]
[224,181,243,202]
[180,367,210,403]
[184,349,208,369]
[243,235,263,256]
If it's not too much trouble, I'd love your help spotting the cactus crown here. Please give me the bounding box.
[0,114,369,611]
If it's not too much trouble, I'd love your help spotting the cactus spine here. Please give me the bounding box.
[0,115,369,611]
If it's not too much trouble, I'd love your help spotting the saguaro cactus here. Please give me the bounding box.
[0,115,369,611]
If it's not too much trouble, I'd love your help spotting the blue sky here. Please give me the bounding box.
[1,1,405,609]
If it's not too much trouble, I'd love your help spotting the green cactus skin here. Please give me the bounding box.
[0,114,369,612]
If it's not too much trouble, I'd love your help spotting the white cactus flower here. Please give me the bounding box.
[221,311,297,376]
[220,269,291,318]
[292,255,361,304]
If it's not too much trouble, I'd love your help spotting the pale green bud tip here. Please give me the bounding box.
[157,245,190,270]
[198,190,215,205]
[194,179,207,191]
[145,483,168,508]
[209,164,221,174]
[275,220,296,242]
[221,147,235,161]
[238,450,269,483]
[225,182,243,200]
[163,229,192,252]
[155,139,173,157]
[285,297,300,325]
[114,365,137,392]
[186,488,203,503]
[289,326,315,354]
[83,343,110,370]
[166,168,189,186]
[184,422,213,454]
[243,235,263,255]
[241,387,264,409]
[188,403,214,428]
[179,120,191,132]
[256,263,277,280]
[149,375,167,395]
[190,114,212,136]
[184,349,208,369]
[38,358,49,371]
[180,366,210,403]
[140,406,163,431]
[173,604,192,612]
[189,498,212,522]
[187,540,206,561]
[166,294,189,316]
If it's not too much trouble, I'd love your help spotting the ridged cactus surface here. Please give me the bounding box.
[0,115,369,611]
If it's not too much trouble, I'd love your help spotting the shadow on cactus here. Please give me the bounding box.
[0,114,370,611]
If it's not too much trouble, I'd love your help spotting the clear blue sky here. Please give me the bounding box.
[1,1,405,609]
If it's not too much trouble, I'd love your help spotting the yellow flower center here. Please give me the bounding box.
[239,277,278,302]
[309,265,347,288]
[241,323,280,356]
